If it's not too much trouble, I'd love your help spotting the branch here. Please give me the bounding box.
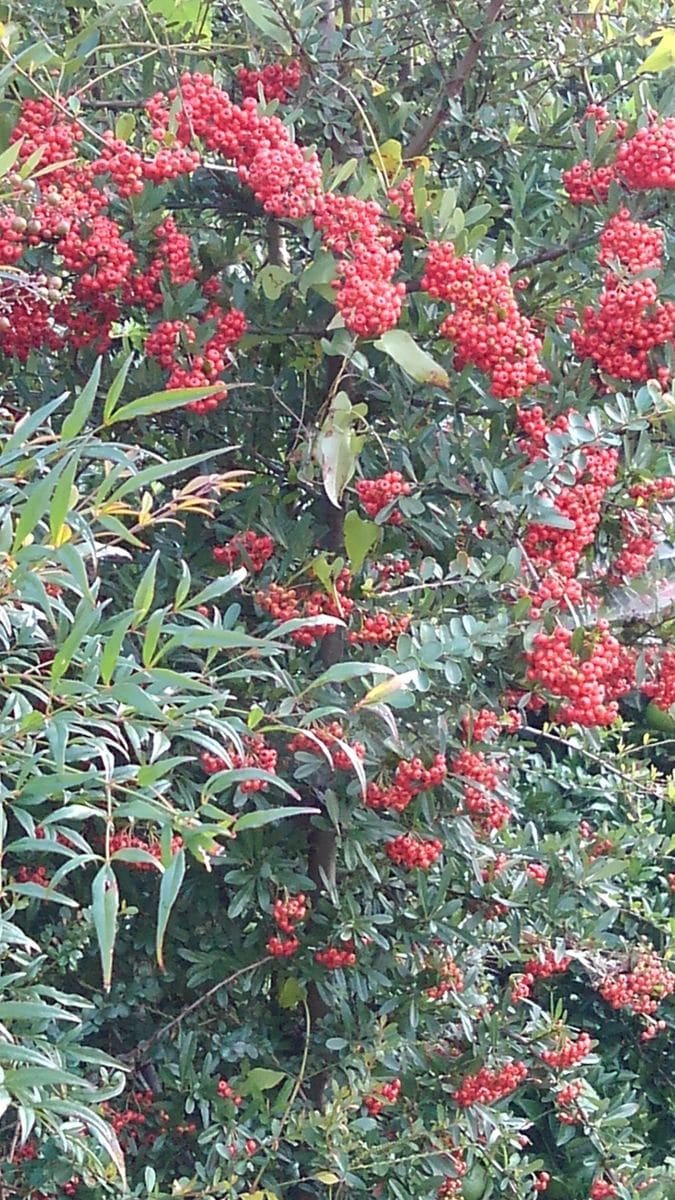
[405,0,505,160]
[514,203,664,270]
[120,957,271,1063]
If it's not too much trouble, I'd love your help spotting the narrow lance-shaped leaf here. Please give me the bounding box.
[156,848,185,970]
[106,385,223,426]
[91,865,119,992]
[61,357,102,439]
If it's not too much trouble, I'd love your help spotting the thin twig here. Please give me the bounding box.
[121,957,271,1062]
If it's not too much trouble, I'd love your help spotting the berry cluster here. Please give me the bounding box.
[213,530,275,572]
[534,1174,551,1193]
[616,117,675,190]
[599,950,674,1016]
[348,611,411,646]
[384,832,443,870]
[364,1077,401,1116]
[288,722,365,770]
[267,934,300,957]
[109,829,183,869]
[437,1152,467,1197]
[421,241,548,399]
[200,736,278,791]
[642,648,675,710]
[15,864,51,886]
[217,1079,242,1106]
[314,942,357,969]
[628,477,675,505]
[555,1078,584,1125]
[590,1181,617,1200]
[598,208,664,273]
[373,556,410,589]
[237,60,302,103]
[426,954,465,1000]
[563,160,617,206]
[272,893,307,933]
[541,1030,592,1069]
[388,176,418,230]
[356,472,411,524]
[450,748,511,833]
[573,276,674,384]
[452,1061,528,1108]
[365,753,446,814]
[526,862,548,885]
[608,510,658,582]
[526,623,635,727]
[255,569,354,646]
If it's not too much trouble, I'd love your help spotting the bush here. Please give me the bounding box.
[0,3,673,1199]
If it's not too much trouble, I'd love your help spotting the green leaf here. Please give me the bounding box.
[328,157,358,192]
[100,613,134,686]
[50,599,98,683]
[61,357,102,439]
[374,330,450,387]
[234,806,318,832]
[638,27,675,73]
[115,112,136,141]
[105,385,223,425]
[278,977,306,1009]
[239,0,292,52]
[133,551,160,620]
[344,510,379,573]
[91,866,119,992]
[48,451,81,543]
[12,469,62,551]
[258,264,292,301]
[102,353,134,424]
[190,568,247,608]
[156,849,185,970]
[240,1067,286,1096]
[0,140,23,179]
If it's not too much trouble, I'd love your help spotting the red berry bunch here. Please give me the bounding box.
[616,117,675,190]
[534,1173,551,1192]
[146,319,195,368]
[461,708,501,744]
[314,942,357,969]
[526,862,548,885]
[237,60,302,103]
[109,829,183,869]
[598,208,664,273]
[541,1030,592,1069]
[267,934,300,957]
[555,1078,584,1124]
[590,1180,617,1200]
[384,832,443,870]
[15,864,51,886]
[608,510,658,581]
[10,97,84,177]
[373,557,410,589]
[573,276,674,383]
[272,893,307,933]
[200,736,277,791]
[599,949,674,1016]
[437,1152,467,1197]
[395,754,447,794]
[426,954,465,1000]
[628,477,675,504]
[450,748,511,833]
[563,160,617,206]
[213,531,275,572]
[526,623,636,727]
[255,582,301,622]
[420,241,548,399]
[217,1079,242,1105]
[582,103,627,140]
[364,1077,401,1115]
[348,611,411,646]
[452,1061,528,1108]
[642,647,675,710]
[92,132,144,197]
[334,241,406,337]
[357,470,412,522]
[313,193,385,255]
[288,722,365,770]
[387,176,418,230]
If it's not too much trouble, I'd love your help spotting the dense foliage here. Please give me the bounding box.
[0,3,674,1200]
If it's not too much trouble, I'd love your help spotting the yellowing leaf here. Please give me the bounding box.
[52,522,72,547]
[374,330,450,388]
[314,1173,341,1186]
[370,138,402,179]
[408,155,431,171]
[371,80,386,96]
[638,27,675,73]
[355,670,418,709]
